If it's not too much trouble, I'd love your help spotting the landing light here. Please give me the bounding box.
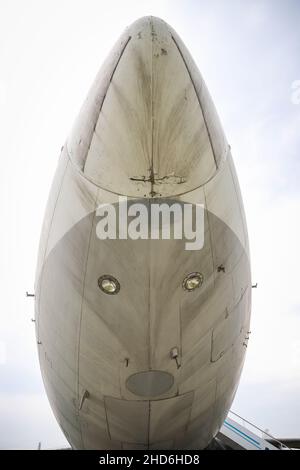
[183,272,203,291]
[98,275,120,295]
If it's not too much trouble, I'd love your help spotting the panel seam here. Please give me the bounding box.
[171,35,218,170]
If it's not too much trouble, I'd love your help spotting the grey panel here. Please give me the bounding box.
[211,290,248,362]
[105,396,149,444]
[122,443,148,450]
[149,392,193,443]
[126,370,174,397]
[183,379,216,449]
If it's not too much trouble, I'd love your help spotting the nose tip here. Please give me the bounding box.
[67,16,227,198]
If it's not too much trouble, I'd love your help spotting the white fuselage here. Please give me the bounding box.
[35,17,251,449]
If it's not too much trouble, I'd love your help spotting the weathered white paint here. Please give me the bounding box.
[35,16,251,449]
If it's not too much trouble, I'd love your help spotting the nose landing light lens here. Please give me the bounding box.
[98,275,120,295]
[183,272,203,291]
[102,279,117,293]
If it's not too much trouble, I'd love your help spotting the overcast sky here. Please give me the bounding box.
[0,0,299,449]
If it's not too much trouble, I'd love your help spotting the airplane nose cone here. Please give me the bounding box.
[67,16,227,197]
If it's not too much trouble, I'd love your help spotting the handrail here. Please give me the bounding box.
[228,410,291,449]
